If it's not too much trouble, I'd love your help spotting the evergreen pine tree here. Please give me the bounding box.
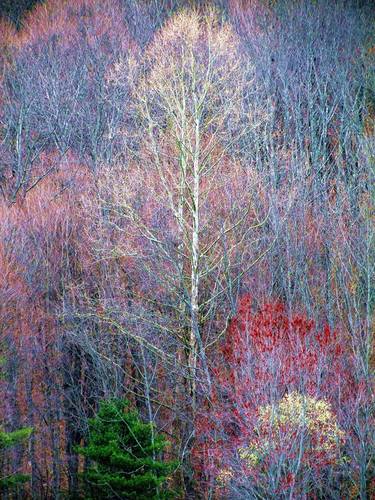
[0,353,32,492]
[76,399,177,499]
[0,426,33,491]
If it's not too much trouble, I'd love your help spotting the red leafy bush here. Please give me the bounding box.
[193,296,357,497]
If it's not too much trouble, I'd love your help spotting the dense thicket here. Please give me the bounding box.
[0,0,373,498]
[0,0,41,28]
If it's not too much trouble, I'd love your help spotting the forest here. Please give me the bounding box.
[0,0,374,498]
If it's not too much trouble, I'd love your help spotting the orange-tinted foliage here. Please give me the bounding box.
[17,0,136,54]
[0,154,92,492]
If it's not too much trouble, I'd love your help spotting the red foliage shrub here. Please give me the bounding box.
[193,296,357,497]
